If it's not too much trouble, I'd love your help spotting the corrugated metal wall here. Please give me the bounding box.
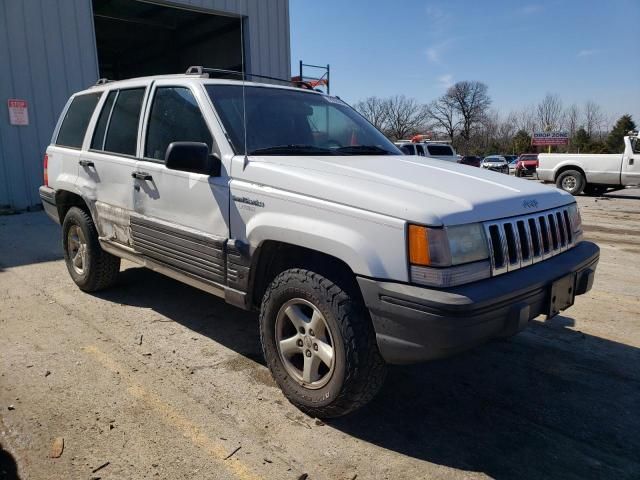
[0,0,290,210]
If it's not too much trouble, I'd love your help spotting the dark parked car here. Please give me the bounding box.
[458,155,482,167]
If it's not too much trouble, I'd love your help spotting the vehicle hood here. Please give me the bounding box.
[239,154,574,226]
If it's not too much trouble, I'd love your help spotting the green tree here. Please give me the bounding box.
[573,127,590,153]
[512,130,532,154]
[606,115,636,153]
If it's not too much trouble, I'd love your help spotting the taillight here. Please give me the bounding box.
[43,153,49,187]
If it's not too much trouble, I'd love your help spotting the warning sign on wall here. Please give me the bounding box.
[8,99,29,126]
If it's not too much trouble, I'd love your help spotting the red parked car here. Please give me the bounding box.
[515,154,538,177]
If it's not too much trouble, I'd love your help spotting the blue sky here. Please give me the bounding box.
[290,0,640,123]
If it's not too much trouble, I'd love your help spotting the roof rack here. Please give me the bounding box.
[185,66,317,90]
[95,78,112,85]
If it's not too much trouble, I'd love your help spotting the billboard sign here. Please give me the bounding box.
[532,132,568,146]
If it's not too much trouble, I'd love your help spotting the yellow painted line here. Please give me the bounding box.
[83,345,263,480]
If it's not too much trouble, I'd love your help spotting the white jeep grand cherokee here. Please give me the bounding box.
[40,68,599,417]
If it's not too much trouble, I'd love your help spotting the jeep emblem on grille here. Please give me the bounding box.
[522,199,539,209]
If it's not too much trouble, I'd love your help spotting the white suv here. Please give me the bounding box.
[396,141,458,162]
[40,68,599,417]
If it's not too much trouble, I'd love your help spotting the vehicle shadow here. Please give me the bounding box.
[97,266,640,480]
[0,442,20,480]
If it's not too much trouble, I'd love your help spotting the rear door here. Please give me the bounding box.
[77,83,148,246]
[132,80,230,286]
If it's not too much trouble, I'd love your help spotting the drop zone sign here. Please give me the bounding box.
[532,132,569,146]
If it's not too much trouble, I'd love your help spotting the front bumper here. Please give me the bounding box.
[39,186,59,224]
[358,241,599,364]
[482,165,508,173]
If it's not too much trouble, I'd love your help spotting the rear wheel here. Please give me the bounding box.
[259,268,386,418]
[62,207,120,291]
[556,170,585,195]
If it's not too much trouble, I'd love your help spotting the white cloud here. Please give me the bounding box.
[425,38,455,64]
[438,74,453,89]
[520,4,542,14]
[425,5,450,23]
[426,46,441,63]
[577,49,602,57]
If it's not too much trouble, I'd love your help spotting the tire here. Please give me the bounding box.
[62,207,120,292]
[259,268,386,418]
[556,170,585,195]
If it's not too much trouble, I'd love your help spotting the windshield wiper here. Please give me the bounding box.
[248,145,335,156]
[334,145,394,155]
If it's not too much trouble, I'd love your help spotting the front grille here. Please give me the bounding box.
[483,206,575,275]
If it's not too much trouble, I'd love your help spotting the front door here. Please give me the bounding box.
[132,81,230,286]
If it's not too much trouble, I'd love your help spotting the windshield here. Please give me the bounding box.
[205,85,400,156]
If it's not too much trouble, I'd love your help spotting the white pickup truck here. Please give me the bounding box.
[538,133,640,195]
[40,68,599,417]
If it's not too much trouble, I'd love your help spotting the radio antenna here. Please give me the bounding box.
[240,16,248,169]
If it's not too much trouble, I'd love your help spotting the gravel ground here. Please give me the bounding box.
[1,190,639,480]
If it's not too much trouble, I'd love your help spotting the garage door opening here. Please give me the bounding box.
[92,0,244,80]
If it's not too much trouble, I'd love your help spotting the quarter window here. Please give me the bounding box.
[145,87,213,161]
[56,93,102,149]
[91,91,117,150]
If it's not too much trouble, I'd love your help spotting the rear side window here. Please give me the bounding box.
[91,91,117,150]
[55,93,102,148]
[145,87,213,161]
[426,145,453,156]
[415,144,425,156]
[91,88,145,156]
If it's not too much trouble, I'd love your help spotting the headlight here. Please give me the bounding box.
[567,203,583,243]
[407,223,490,287]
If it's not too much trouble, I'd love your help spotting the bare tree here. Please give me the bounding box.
[353,96,389,131]
[536,93,564,131]
[512,106,538,134]
[383,95,427,140]
[425,94,459,140]
[446,81,492,140]
[584,100,605,138]
[565,103,581,138]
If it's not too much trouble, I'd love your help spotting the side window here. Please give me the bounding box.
[427,145,454,156]
[632,138,640,154]
[145,87,213,161]
[415,144,425,156]
[91,91,117,150]
[56,93,102,148]
[92,88,145,156]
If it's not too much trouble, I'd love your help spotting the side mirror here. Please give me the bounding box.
[165,142,221,176]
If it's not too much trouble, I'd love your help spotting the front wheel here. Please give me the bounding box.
[259,268,386,418]
[556,170,585,195]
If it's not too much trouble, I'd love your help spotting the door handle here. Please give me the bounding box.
[79,160,94,167]
[630,158,634,165]
[131,171,153,181]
